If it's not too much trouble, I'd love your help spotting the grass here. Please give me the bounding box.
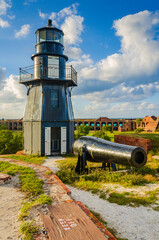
[0,161,43,196]
[56,152,159,207]
[107,191,158,207]
[56,155,159,188]
[0,161,52,239]
[2,154,46,165]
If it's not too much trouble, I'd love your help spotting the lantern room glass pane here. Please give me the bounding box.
[36,32,39,43]
[46,30,63,44]
[39,30,46,42]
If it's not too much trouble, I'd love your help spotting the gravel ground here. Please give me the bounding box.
[68,185,159,240]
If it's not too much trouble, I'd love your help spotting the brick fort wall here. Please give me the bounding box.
[114,135,151,153]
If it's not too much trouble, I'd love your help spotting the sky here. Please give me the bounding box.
[0,0,159,119]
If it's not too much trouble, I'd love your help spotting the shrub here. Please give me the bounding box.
[92,130,111,141]
[0,123,7,130]
[135,128,144,133]
[0,130,23,154]
[75,124,90,139]
[102,125,113,133]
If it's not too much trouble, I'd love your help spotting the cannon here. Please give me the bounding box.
[73,136,147,174]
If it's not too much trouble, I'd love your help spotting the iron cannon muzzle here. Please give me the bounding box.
[73,136,147,172]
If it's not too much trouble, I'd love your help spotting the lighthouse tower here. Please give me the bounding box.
[20,20,77,156]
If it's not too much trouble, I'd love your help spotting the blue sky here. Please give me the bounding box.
[0,0,159,119]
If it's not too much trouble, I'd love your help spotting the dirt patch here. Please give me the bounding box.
[0,176,24,240]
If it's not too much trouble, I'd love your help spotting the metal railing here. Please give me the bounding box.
[19,64,77,86]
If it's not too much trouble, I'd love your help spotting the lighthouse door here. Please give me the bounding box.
[61,127,67,154]
[45,127,51,155]
[48,56,59,78]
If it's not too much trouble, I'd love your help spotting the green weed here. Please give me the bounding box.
[153,205,159,211]
[45,170,52,175]
[107,191,157,206]
[19,194,52,220]
[20,220,39,240]
[99,192,107,199]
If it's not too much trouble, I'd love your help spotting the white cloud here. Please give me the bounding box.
[0,0,11,27]
[61,15,84,46]
[64,47,82,60]
[0,74,26,118]
[3,74,25,99]
[84,82,159,103]
[39,10,48,19]
[0,102,25,118]
[69,10,159,119]
[15,24,31,38]
[49,3,84,49]
[0,0,11,16]
[49,3,79,24]
[0,17,9,27]
[76,100,159,119]
[79,11,159,83]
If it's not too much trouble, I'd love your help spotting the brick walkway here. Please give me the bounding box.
[0,157,116,240]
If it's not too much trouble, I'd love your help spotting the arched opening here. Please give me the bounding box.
[90,122,94,127]
[113,127,118,131]
[74,122,77,127]
[107,122,112,126]
[84,122,89,126]
[91,127,94,130]
[96,127,100,130]
[102,122,106,126]
[113,122,118,127]
[119,122,123,127]
[96,122,100,127]
[79,122,83,126]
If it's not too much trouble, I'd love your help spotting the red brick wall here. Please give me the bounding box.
[114,135,151,153]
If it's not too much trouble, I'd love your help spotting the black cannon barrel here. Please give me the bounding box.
[73,136,147,168]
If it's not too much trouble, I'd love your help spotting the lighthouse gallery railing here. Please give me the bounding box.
[19,64,77,86]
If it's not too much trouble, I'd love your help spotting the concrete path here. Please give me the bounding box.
[42,156,64,172]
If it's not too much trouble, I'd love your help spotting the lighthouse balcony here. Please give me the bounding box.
[19,64,77,86]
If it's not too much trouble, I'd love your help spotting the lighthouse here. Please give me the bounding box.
[19,20,77,156]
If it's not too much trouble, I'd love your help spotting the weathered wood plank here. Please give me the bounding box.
[47,202,108,240]
[40,211,62,239]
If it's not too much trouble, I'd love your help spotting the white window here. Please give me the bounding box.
[48,56,59,78]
